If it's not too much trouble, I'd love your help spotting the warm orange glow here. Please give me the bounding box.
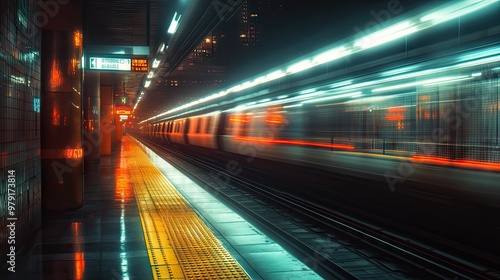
[73,30,82,47]
[52,107,61,126]
[235,136,355,150]
[230,117,249,123]
[412,155,500,172]
[115,158,133,202]
[265,107,287,125]
[40,148,83,159]
[419,95,430,101]
[386,115,405,121]
[50,59,63,90]
[71,222,85,280]
[63,149,83,159]
[74,252,85,280]
[116,110,132,115]
[386,107,405,121]
[131,58,148,72]
[265,119,283,124]
[70,58,78,74]
[265,113,285,124]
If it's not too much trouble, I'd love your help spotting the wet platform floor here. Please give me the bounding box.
[1,136,322,279]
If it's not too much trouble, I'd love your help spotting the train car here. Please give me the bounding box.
[217,45,500,207]
[158,122,167,143]
[144,42,500,207]
[168,118,190,145]
[186,112,221,149]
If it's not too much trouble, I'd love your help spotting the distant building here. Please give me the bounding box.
[238,0,284,48]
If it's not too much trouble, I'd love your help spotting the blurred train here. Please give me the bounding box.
[139,43,500,208]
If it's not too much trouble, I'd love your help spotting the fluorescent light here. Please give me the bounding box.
[253,75,268,84]
[159,43,166,53]
[144,80,151,88]
[373,76,467,92]
[355,21,417,50]
[147,71,154,79]
[266,70,286,81]
[471,72,482,77]
[167,12,182,34]
[283,104,303,108]
[152,58,161,69]
[454,55,500,69]
[277,95,289,99]
[381,66,418,77]
[421,0,497,24]
[299,88,316,94]
[286,59,314,74]
[312,47,350,64]
[330,80,353,88]
[303,91,362,104]
[457,46,500,62]
[423,76,471,86]
[139,1,498,123]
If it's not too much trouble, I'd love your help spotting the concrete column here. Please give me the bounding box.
[100,85,113,155]
[83,71,100,162]
[114,114,123,142]
[40,30,83,211]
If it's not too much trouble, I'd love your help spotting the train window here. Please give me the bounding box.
[205,117,212,133]
[195,118,202,134]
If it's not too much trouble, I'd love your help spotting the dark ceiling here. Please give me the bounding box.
[82,0,245,120]
[83,0,169,113]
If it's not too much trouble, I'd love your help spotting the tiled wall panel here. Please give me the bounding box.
[0,0,42,268]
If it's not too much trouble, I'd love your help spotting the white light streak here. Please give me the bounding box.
[168,12,182,34]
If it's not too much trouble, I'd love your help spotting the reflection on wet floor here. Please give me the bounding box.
[1,141,152,280]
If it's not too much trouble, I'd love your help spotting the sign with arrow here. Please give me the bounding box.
[89,57,131,71]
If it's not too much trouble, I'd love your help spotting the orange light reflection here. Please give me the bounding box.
[52,107,60,126]
[71,222,85,280]
[386,107,405,121]
[115,158,133,202]
[50,59,63,90]
[412,155,500,171]
[229,117,249,123]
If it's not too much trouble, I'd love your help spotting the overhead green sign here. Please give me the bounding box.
[89,57,131,71]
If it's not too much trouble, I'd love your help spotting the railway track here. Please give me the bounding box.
[133,134,500,279]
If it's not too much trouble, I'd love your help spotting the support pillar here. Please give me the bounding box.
[100,84,113,155]
[40,30,83,211]
[83,71,100,162]
[114,114,123,142]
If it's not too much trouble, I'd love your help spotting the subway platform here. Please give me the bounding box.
[1,136,321,280]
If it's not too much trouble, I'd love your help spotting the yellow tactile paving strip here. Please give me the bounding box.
[124,137,250,280]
